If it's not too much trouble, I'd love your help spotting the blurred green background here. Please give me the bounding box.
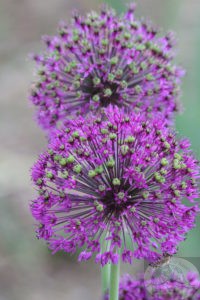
[0,0,200,299]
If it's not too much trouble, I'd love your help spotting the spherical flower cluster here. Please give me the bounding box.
[30,4,184,129]
[30,107,199,265]
[104,273,200,300]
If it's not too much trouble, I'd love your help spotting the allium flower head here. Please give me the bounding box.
[104,275,148,300]
[152,272,200,300]
[30,107,199,264]
[30,3,184,129]
[104,273,200,300]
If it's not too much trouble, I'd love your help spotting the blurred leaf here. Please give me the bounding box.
[175,2,200,257]
[99,0,126,12]
[176,41,200,159]
[163,0,182,27]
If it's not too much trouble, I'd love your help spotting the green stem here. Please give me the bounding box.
[109,259,120,300]
[101,263,110,294]
[101,238,111,294]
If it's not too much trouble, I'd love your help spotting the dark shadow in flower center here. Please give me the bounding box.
[101,183,142,218]
[80,74,120,107]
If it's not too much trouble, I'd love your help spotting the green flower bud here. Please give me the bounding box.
[93,77,101,86]
[125,136,135,143]
[154,218,159,223]
[101,128,109,135]
[61,171,69,179]
[98,185,106,192]
[59,158,68,166]
[117,192,125,200]
[174,190,180,197]
[66,155,75,164]
[106,158,115,168]
[109,133,117,140]
[112,178,121,186]
[161,158,169,166]
[95,165,104,174]
[142,191,149,199]
[174,153,182,160]
[141,220,147,226]
[96,204,104,212]
[73,164,82,174]
[104,88,112,97]
[72,131,79,138]
[130,207,136,213]
[36,178,43,185]
[163,142,170,150]
[46,172,54,179]
[110,56,118,65]
[121,145,129,156]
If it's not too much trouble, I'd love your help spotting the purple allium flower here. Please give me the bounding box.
[104,275,148,300]
[30,107,199,264]
[152,272,200,300]
[104,273,200,300]
[30,3,184,129]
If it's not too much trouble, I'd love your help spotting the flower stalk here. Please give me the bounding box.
[109,258,120,300]
[101,239,111,294]
[101,262,110,294]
